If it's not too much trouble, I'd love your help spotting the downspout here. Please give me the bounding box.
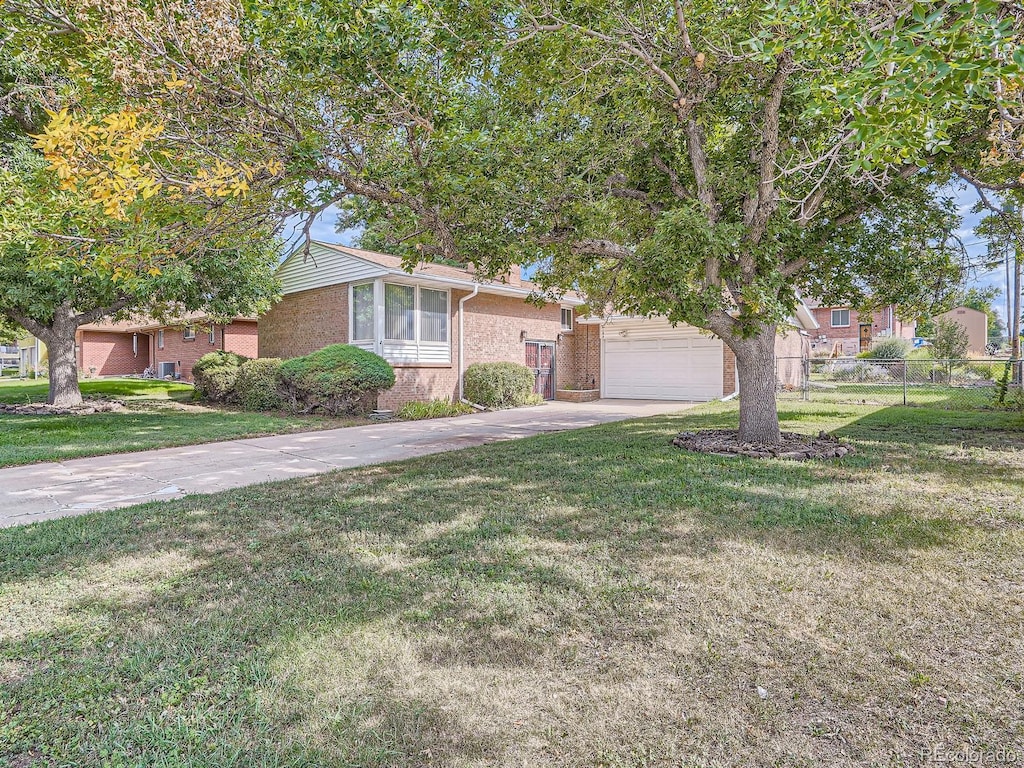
[722,365,740,401]
[458,284,481,404]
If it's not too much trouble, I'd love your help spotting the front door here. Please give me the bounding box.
[525,341,556,400]
[859,323,872,353]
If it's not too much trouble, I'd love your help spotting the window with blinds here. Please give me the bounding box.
[352,283,375,340]
[420,289,448,342]
[351,281,450,363]
[384,284,415,341]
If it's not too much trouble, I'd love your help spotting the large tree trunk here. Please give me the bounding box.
[42,305,83,408]
[46,329,82,407]
[728,323,781,445]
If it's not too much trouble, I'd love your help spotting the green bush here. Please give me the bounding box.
[396,398,474,420]
[865,337,911,360]
[463,362,536,409]
[192,350,249,402]
[278,344,395,415]
[964,362,997,380]
[235,358,283,410]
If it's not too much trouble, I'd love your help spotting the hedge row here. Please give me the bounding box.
[196,347,541,415]
[193,344,395,416]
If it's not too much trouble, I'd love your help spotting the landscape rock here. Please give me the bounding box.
[0,399,126,416]
[672,429,854,461]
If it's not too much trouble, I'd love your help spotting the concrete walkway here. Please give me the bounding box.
[0,399,693,528]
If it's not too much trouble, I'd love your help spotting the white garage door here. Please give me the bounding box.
[602,319,724,401]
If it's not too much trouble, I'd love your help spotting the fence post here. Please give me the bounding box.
[902,359,908,406]
[803,357,810,401]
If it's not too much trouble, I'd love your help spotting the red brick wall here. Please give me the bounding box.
[722,345,737,396]
[224,321,259,358]
[559,322,601,390]
[78,331,149,377]
[809,306,915,356]
[462,290,564,374]
[152,324,221,381]
[259,285,349,359]
[379,367,461,409]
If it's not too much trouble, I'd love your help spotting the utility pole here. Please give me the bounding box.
[1014,232,1022,385]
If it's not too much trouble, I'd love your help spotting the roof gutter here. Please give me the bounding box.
[458,284,480,402]
[383,269,586,306]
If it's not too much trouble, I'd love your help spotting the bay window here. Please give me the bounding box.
[350,281,450,363]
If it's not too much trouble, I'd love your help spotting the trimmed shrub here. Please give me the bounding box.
[396,398,474,420]
[278,344,395,415]
[463,362,536,409]
[865,337,911,360]
[193,350,248,402]
[235,358,283,410]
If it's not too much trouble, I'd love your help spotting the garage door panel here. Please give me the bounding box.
[603,324,723,401]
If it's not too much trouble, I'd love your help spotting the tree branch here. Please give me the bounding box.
[651,153,692,200]
[744,51,794,244]
[4,309,48,341]
[75,298,131,326]
[684,119,718,222]
[538,234,636,260]
[673,0,696,56]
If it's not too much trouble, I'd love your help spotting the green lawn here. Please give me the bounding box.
[791,380,999,409]
[0,378,360,466]
[0,377,197,404]
[1,401,1022,766]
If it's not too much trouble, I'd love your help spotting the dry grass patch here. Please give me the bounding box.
[0,401,1022,766]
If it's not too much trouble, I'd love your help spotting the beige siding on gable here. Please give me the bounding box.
[277,243,387,295]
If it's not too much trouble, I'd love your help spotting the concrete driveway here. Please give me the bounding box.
[0,399,694,528]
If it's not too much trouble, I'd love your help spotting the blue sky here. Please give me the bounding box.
[952,184,1014,332]
[282,186,1015,332]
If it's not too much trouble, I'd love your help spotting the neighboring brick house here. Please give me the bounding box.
[805,301,915,356]
[76,316,258,381]
[261,242,819,407]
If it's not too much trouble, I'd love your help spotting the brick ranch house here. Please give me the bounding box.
[804,300,915,356]
[259,242,819,408]
[76,315,258,381]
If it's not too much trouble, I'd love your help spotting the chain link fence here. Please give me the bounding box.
[776,356,1024,409]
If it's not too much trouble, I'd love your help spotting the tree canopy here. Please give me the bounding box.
[6,0,1023,435]
[0,4,283,404]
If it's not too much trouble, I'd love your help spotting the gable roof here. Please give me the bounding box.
[277,241,584,305]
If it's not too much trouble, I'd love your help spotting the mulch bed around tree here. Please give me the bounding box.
[672,429,854,460]
[0,399,125,416]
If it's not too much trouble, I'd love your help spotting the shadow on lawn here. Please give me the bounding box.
[2,406,1017,765]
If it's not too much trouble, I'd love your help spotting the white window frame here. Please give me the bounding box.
[183,326,196,341]
[350,282,376,343]
[831,309,851,328]
[208,325,216,345]
[561,307,573,332]
[157,329,164,349]
[383,283,417,343]
[415,287,450,345]
[349,279,451,364]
